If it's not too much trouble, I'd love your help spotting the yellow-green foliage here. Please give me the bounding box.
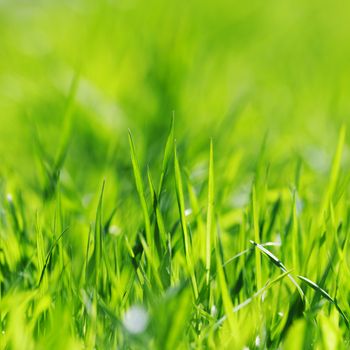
[1,1,350,349]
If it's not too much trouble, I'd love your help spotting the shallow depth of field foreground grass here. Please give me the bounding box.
[2,1,350,349]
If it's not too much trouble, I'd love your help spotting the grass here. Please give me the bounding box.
[1,119,350,349]
[2,0,350,349]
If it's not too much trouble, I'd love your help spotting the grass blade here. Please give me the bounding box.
[319,125,346,223]
[206,139,214,286]
[215,223,235,331]
[158,115,175,199]
[92,180,105,287]
[252,185,262,291]
[128,131,152,253]
[297,275,349,329]
[174,143,198,299]
[250,240,305,300]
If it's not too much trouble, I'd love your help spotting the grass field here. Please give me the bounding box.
[1,0,350,349]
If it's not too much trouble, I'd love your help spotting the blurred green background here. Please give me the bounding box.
[1,0,350,193]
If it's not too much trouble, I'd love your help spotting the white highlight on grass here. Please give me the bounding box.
[82,194,93,207]
[275,233,281,245]
[185,208,192,216]
[296,194,304,215]
[255,335,261,346]
[109,225,121,236]
[6,193,13,202]
[210,305,217,317]
[123,306,149,334]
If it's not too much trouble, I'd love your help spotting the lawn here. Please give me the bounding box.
[1,0,350,349]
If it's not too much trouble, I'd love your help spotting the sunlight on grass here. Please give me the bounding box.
[1,0,350,349]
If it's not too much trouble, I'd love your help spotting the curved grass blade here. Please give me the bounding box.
[297,275,349,329]
[223,242,281,268]
[203,270,291,336]
[250,240,305,301]
[38,227,69,287]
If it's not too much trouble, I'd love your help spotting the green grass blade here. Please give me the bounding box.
[139,235,163,290]
[297,275,349,329]
[252,185,262,291]
[158,115,175,199]
[206,270,291,335]
[38,227,69,287]
[128,131,152,252]
[147,167,166,252]
[92,180,105,287]
[174,143,198,299]
[319,125,346,223]
[215,224,235,331]
[250,240,305,301]
[206,139,214,286]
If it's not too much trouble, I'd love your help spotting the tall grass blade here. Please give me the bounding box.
[158,115,175,199]
[206,139,214,286]
[174,143,198,299]
[252,185,262,291]
[128,131,153,252]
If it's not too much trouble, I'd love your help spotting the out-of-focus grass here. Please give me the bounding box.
[1,0,350,349]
